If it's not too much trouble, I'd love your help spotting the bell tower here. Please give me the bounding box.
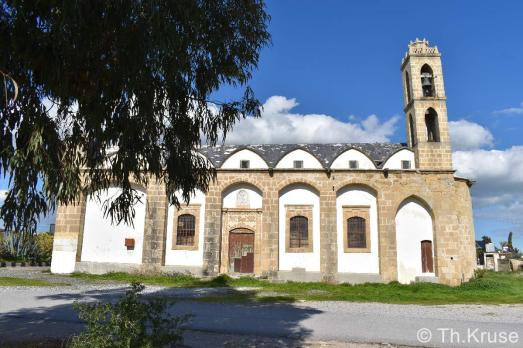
[401,39,452,170]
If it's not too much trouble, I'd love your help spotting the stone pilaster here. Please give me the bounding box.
[320,181,337,282]
[202,183,222,275]
[50,194,86,273]
[141,181,168,270]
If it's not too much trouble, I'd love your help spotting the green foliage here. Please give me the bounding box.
[71,271,523,305]
[0,230,37,261]
[481,235,492,244]
[33,233,53,262]
[458,278,503,291]
[69,282,189,348]
[0,276,66,286]
[0,1,270,231]
[0,231,53,262]
[508,231,513,251]
[474,268,487,279]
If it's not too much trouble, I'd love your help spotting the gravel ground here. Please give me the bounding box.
[1,269,522,348]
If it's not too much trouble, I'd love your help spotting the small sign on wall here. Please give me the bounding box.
[124,238,135,250]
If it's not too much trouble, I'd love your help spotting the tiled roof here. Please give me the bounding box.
[198,143,409,169]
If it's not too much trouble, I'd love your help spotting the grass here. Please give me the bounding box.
[0,276,68,287]
[69,271,523,305]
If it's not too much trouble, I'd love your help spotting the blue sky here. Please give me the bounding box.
[1,0,522,248]
[214,0,523,249]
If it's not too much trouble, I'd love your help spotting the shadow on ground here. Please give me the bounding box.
[0,284,322,347]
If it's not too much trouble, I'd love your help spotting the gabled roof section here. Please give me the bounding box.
[198,143,408,169]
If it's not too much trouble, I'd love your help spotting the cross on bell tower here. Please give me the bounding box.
[401,39,453,170]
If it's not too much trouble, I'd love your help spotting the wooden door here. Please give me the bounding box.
[421,240,434,273]
[229,229,254,273]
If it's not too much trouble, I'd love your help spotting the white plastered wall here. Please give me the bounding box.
[221,149,268,169]
[336,186,379,273]
[382,149,415,169]
[50,239,78,274]
[395,199,435,283]
[165,190,206,267]
[222,185,263,209]
[279,185,320,272]
[331,149,376,169]
[81,187,146,264]
[275,149,323,169]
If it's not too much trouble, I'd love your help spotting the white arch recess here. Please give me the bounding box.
[330,149,376,169]
[81,187,147,264]
[275,149,323,169]
[221,149,268,169]
[165,189,206,267]
[278,184,320,272]
[336,186,379,274]
[382,149,415,169]
[222,183,263,209]
[395,199,435,284]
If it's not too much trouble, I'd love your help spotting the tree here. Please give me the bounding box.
[507,231,513,251]
[0,1,271,231]
[481,235,492,244]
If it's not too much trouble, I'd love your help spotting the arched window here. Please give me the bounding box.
[347,216,366,248]
[409,114,416,147]
[290,216,308,248]
[420,64,435,97]
[425,108,440,142]
[176,214,195,245]
[405,71,412,103]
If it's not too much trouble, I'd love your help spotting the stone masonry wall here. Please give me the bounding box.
[52,169,476,286]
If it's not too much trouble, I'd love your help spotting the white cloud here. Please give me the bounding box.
[223,96,400,144]
[0,190,7,206]
[453,146,523,231]
[493,102,523,115]
[449,120,493,151]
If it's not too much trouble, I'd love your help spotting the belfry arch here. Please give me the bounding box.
[425,108,440,142]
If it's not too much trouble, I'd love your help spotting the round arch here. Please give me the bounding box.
[381,148,415,169]
[277,181,321,196]
[221,181,263,210]
[335,182,379,196]
[220,180,264,196]
[220,147,269,169]
[274,147,325,169]
[329,147,377,170]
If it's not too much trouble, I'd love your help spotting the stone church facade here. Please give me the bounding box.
[51,40,476,286]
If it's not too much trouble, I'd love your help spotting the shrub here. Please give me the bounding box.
[459,278,503,291]
[474,268,487,279]
[34,233,54,262]
[69,282,190,348]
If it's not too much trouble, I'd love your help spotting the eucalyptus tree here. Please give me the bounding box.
[0,0,270,231]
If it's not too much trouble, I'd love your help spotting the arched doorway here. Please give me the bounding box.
[228,228,255,273]
[395,198,435,283]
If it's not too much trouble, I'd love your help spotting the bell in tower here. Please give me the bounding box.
[420,64,434,97]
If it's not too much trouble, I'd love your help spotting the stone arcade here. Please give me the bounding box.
[51,40,476,286]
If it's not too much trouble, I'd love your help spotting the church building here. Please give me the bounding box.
[51,40,476,286]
